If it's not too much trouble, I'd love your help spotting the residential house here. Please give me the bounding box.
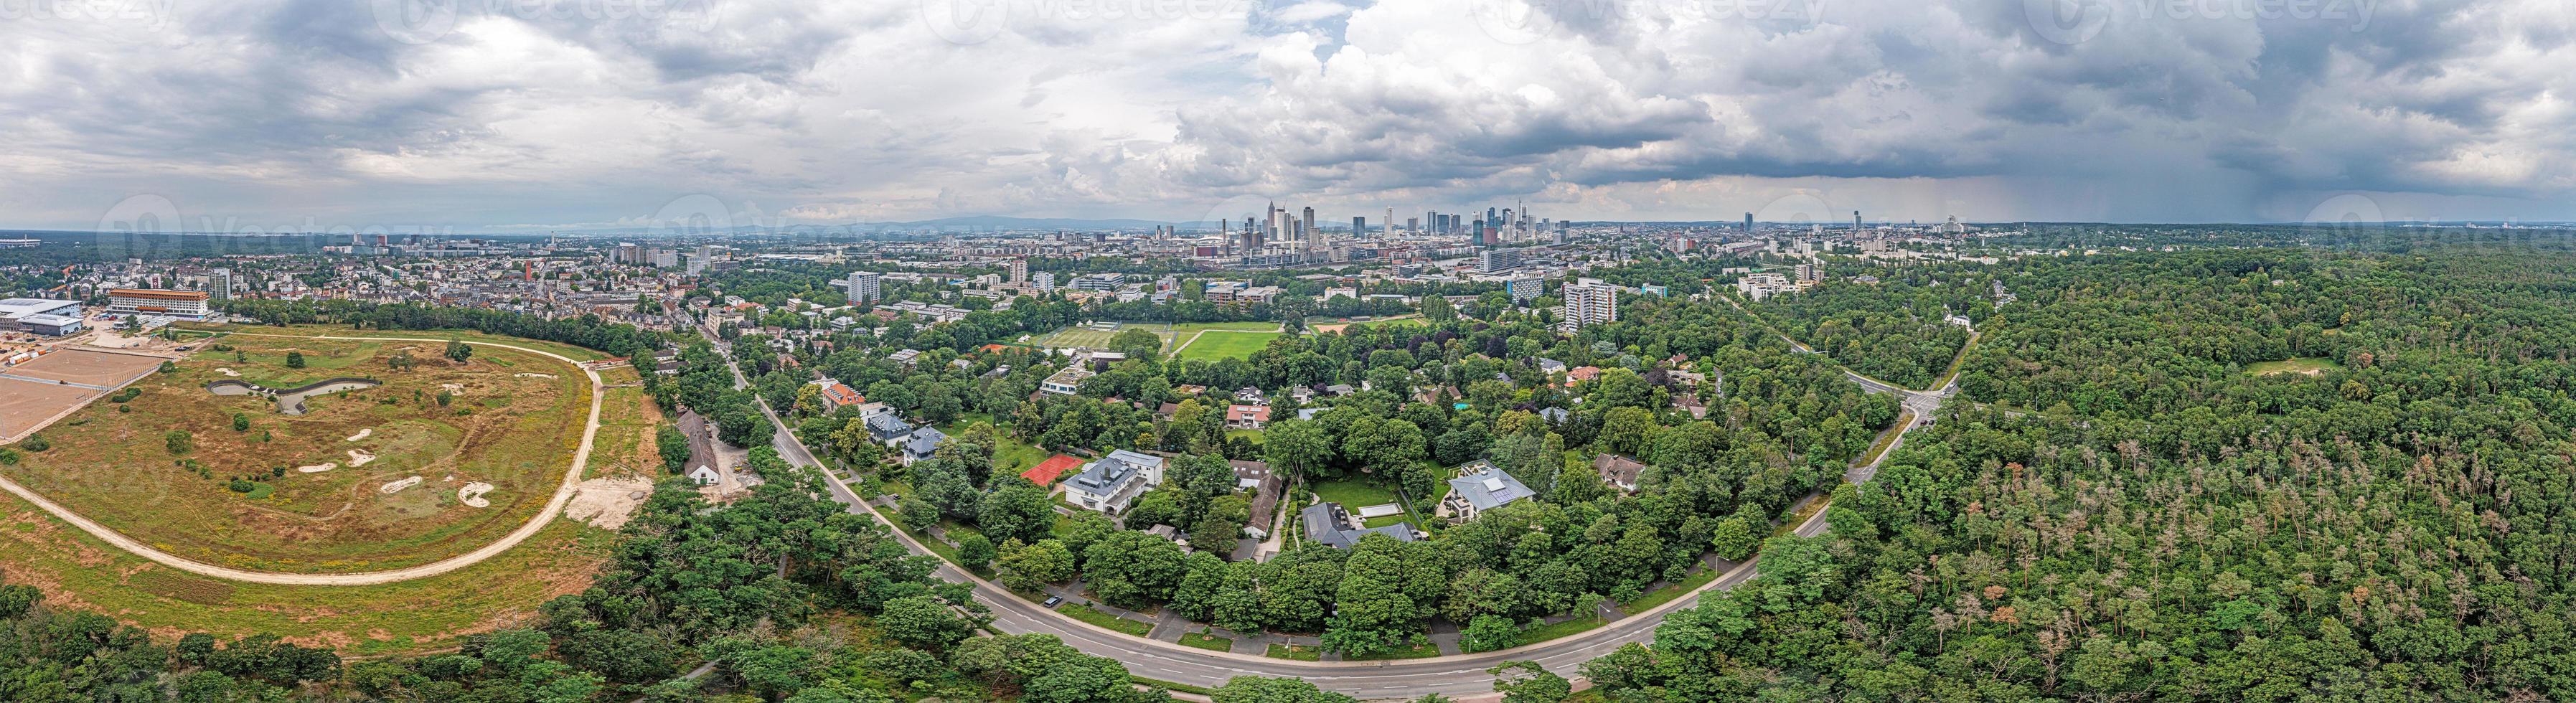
[1064,450,1168,515]
[1229,459,1282,530]
[687,465,720,486]
[1437,461,1536,522]
[897,426,948,466]
[1040,365,1096,396]
[1592,453,1647,494]
[1300,502,1417,549]
[807,379,863,412]
[1670,392,1708,419]
[1226,404,1271,430]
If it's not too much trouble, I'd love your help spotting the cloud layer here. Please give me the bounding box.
[0,0,2569,230]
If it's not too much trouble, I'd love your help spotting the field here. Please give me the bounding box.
[1036,321,1282,356]
[0,486,611,654]
[1172,330,1284,362]
[0,332,592,573]
[586,366,667,480]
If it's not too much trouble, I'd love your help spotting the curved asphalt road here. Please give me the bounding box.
[717,321,1974,700]
[0,333,606,586]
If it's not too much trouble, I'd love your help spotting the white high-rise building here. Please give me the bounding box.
[1562,278,1617,331]
[844,271,883,303]
[1008,259,1028,285]
[205,268,232,301]
[1033,271,1056,291]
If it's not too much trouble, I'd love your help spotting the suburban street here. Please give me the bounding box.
[698,318,1969,699]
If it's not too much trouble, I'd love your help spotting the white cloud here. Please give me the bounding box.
[0,0,2568,230]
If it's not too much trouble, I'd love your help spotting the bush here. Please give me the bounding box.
[227,478,255,493]
[285,351,305,369]
[232,413,250,432]
[19,435,47,452]
[165,430,194,455]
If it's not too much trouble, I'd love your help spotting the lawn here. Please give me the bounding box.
[1519,615,1609,643]
[1345,641,1444,660]
[1624,567,1723,611]
[1035,326,1134,351]
[1173,330,1282,362]
[1058,603,1153,636]
[2246,357,2344,377]
[1177,631,1233,651]
[0,333,593,572]
[939,415,1046,476]
[1314,477,1422,529]
[1265,643,1322,661]
[1312,478,1398,509]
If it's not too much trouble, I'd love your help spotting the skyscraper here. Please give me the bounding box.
[205,268,232,301]
[1351,216,1365,240]
[1744,212,1754,231]
[1008,259,1028,285]
[844,271,883,303]
[1385,207,1393,237]
[1302,206,1315,236]
[1563,278,1618,331]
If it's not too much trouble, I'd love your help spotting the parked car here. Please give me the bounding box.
[1041,595,1064,608]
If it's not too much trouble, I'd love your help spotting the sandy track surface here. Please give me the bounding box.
[0,333,606,586]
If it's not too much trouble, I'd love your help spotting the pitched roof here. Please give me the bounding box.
[1593,453,1647,487]
[902,427,948,456]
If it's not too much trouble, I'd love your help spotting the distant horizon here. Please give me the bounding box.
[12,215,2576,240]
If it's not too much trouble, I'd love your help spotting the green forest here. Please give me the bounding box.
[1592,247,2576,701]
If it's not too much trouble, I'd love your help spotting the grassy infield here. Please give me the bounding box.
[0,324,639,654]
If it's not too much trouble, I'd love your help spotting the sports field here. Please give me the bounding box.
[1173,330,1284,362]
[1037,321,1283,354]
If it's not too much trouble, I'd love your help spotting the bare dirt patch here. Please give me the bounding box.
[458,482,494,508]
[563,477,654,530]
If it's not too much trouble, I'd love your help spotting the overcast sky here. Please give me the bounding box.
[1,0,2569,232]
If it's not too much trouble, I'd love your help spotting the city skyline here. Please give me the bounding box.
[4,1,2570,232]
